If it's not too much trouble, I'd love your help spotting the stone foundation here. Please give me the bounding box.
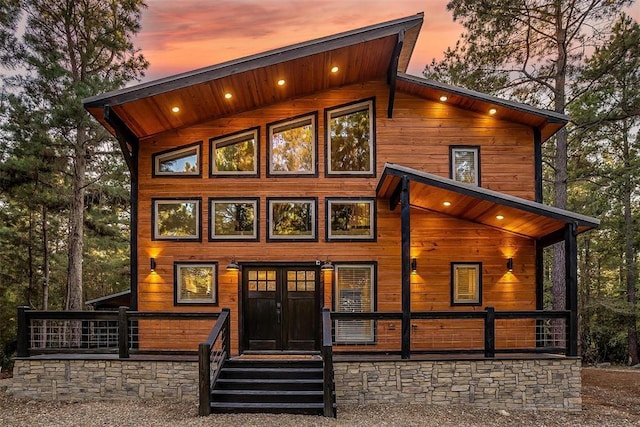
[9,358,198,401]
[334,358,582,411]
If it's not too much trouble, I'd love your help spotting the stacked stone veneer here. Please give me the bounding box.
[9,359,198,401]
[334,358,582,411]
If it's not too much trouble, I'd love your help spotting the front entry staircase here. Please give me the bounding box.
[210,357,327,415]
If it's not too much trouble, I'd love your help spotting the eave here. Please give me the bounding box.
[377,163,599,243]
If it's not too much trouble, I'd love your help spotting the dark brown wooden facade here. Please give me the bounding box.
[83,14,598,356]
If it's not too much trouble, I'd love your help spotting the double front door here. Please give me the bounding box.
[242,265,320,351]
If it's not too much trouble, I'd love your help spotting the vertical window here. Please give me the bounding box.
[268,113,317,176]
[334,263,375,343]
[174,262,217,305]
[450,146,480,185]
[326,99,375,176]
[209,198,258,241]
[152,142,201,176]
[152,198,201,241]
[326,198,375,241]
[267,198,317,241]
[451,262,482,305]
[210,128,259,176]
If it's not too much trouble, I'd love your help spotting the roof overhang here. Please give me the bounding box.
[83,13,424,140]
[396,74,568,142]
[85,289,131,310]
[376,163,599,244]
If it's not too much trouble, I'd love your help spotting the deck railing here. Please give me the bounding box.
[321,307,336,418]
[198,308,231,417]
[16,306,218,358]
[329,307,570,358]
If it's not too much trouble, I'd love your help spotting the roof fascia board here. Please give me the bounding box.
[85,289,131,306]
[387,30,404,118]
[380,163,600,229]
[83,14,424,108]
[396,73,569,124]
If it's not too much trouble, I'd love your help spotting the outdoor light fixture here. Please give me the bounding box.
[171,106,180,113]
[330,66,339,73]
[439,95,448,102]
[150,258,157,272]
[320,258,334,272]
[411,258,417,274]
[507,257,514,272]
[226,257,240,271]
[277,79,285,86]
[224,92,232,99]
[443,201,451,207]
[489,108,497,115]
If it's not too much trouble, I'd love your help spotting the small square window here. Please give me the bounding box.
[268,113,317,176]
[152,198,201,241]
[153,142,201,177]
[326,198,376,241]
[326,99,375,176]
[451,262,482,305]
[174,262,217,305]
[209,198,258,241]
[267,198,317,241]
[450,146,480,185]
[210,128,259,176]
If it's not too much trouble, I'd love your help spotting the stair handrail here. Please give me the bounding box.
[321,307,336,418]
[198,308,231,416]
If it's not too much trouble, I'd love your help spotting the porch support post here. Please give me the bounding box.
[400,175,411,359]
[564,223,578,357]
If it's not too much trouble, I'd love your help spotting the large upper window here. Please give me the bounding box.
[209,198,258,241]
[326,198,375,241]
[174,262,217,305]
[153,142,201,177]
[210,128,259,176]
[268,114,317,176]
[267,198,317,241]
[152,198,201,241]
[334,263,376,343]
[450,146,480,185]
[326,99,375,176]
[451,262,482,306]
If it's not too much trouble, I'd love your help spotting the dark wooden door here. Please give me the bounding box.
[243,266,319,351]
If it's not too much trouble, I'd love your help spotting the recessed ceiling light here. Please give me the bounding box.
[171,106,180,113]
[439,95,448,102]
[330,66,339,73]
[443,201,451,207]
[489,108,497,115]
[496,215,505,220]
[224,93,232,99]
[277,79,285,86]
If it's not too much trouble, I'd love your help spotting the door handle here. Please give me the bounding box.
[276,302,281,324]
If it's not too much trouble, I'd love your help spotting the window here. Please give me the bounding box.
[450,146,480,185]
[326,198,375,241]
[267,198,317,241]
[152,142,201,177]
[210,128,259,176]
[326,99,375,176]
[152,198,201,241]
[209,198,258,241]
[174,262,217,305]
[451,262,482,305]
[268,113,317,176]
[334,263,376,343]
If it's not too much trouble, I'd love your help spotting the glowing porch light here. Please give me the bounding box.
[277,79,286,86]
[496,215,505,220]
[443,201,451,207]
[439,95,448,102]
[330,66,339,73]
[489,108,497,115]
[224,93,232,99]
[171,106,180,113]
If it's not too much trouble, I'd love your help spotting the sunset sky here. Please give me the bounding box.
[135,0,462,81]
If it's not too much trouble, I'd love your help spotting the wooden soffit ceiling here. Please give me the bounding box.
[377,164,599,242]
[83,14,424,140]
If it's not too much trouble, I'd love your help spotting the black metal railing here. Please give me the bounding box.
[16,306,218,358]
[321,307,336,418]
[198,308,231,417]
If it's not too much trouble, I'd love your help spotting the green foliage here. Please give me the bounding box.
[329,110,371,172]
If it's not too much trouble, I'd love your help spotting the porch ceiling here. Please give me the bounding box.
[376,163,599,242]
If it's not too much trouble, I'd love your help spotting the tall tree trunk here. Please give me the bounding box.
[65,129,86,311]
[42,205,49,311]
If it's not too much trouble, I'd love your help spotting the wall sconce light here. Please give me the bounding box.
[320,258,334,272]
[150,258,156,272]
[506,257,513,272]
[226,257,240,271]
[411,258,417,274]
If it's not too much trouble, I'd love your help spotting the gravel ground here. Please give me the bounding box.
[1,368,639,427]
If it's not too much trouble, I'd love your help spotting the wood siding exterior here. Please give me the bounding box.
[135,79,537,353]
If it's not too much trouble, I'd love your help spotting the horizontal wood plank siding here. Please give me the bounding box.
[135,79,537,352]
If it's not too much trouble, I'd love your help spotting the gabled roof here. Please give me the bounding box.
[83,13,424,140]
[377,163,599,243]
[86,289,131,310]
